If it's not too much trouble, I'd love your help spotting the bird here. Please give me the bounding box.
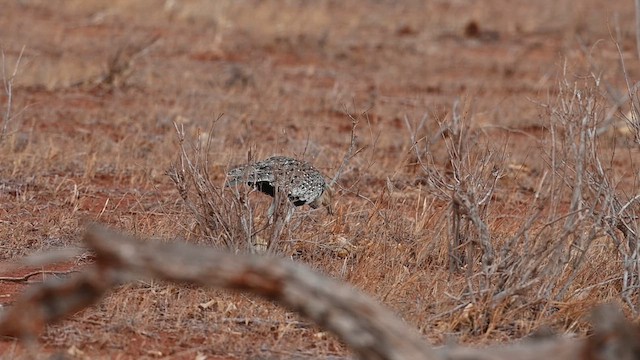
[226,156,333,221]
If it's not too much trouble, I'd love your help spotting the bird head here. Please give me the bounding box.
[225,165,248,187]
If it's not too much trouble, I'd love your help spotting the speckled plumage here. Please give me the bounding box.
[226,156,332,214]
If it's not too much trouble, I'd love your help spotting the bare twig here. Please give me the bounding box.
[330,112,360,188]
[1,45,25,143]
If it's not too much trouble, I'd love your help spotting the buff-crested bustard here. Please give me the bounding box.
[226,156,333,222]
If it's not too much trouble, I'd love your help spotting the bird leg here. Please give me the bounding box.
[267,199,276,224]
[284,205,295,224]
[267,188,287,225]
[267,191,296,225]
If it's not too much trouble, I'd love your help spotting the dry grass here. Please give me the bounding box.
[2,0,640,358]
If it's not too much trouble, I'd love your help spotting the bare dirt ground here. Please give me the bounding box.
[1,0,640,359]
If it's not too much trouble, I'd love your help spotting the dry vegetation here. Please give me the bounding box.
[2,0,640,358]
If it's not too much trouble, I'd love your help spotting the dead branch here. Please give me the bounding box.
[0,266,118,339]
[0,270,78,283]
[0,226,639,359]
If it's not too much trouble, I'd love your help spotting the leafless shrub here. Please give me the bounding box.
[406,73,640,333]
[406,101,502,287]
[570,62,640,314]
[166,120,257,252]
[530,54,640,318]
[535,73,607,302]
